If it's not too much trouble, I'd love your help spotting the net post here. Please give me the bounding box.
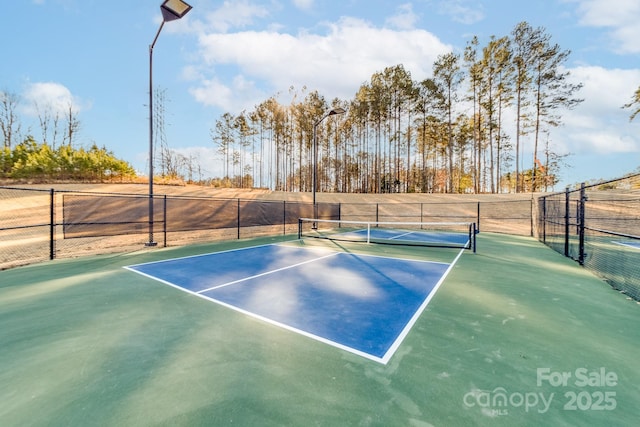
[472,222,477,253]
[367,222,371,244]
[237,198,241,240]
[298,218,302,239]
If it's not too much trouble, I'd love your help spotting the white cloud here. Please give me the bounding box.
[571,0,639,27]
[385,3,419,30]
[21,82,86,117]
[437,0,484,25]
[199,0,270,33]
[566,131,638,153]
[292,0,314,11]
[170,146,223,177]
[189,75,267,112]
[571,66,640,112]
[191,17,451,112]
[569,0,640,54]
[558,66,640,153]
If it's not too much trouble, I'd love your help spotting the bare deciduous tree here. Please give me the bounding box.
[1,90,23,149]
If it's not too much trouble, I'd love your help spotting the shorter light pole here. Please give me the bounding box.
[146,0,193,246]
[312,107,346,226]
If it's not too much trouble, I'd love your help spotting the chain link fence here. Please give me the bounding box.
[2,186,535,270]
[4,181,636,298]
[0,187,54,268]
[339,198,533,236]
[538,173,640,301]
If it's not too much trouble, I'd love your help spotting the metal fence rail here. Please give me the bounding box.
[538,174,640,301]
[2,186,534,270]
[5,181,636,299]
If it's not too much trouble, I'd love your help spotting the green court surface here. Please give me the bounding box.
[1,233,638,426]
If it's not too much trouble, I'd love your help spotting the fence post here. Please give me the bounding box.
[529,198,533,237]
[50,188,55,260]
[477,202,480,233]
[578,183,586,265]
[564,187,570,257]
[163,195,167,247]
[541,197,547,243]
[237,199,241,239]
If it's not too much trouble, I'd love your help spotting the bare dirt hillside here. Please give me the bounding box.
[13,182,542,202]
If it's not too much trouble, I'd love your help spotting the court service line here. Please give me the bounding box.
[196,251,342,294]
[380,245,467,364]
[389,231,414,240]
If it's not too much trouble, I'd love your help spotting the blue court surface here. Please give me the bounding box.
[125,245,457,364]
[344,228,470,245]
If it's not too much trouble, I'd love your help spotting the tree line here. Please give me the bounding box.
[0,85,136,182]
[0,137,136,181]
[5,21,636,190]
[211,21,584,193]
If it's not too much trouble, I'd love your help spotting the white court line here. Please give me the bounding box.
[193,291,388,364]
[389,230,414,239]
[196,251,341,294]
[126,242,280,269]
[125,243,465,365]
[385,229,469,246]
[612,240,640,250]
[379,245,467,365]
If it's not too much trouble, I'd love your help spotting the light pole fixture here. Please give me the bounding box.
[312,107,346,226]
[146,0,193,246]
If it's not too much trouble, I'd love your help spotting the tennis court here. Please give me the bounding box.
[298,218,476,249]
[1,231,639,426]
[126,244,459,363]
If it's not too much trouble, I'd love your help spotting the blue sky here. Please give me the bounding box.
[2,0,639,190]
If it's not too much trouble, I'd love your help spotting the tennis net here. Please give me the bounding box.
[298,218,477,252]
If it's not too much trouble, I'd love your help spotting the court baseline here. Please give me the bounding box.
[126,244,461,364]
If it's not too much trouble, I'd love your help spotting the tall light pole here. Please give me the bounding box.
[312,107,346,225]
[146,0,193,246]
